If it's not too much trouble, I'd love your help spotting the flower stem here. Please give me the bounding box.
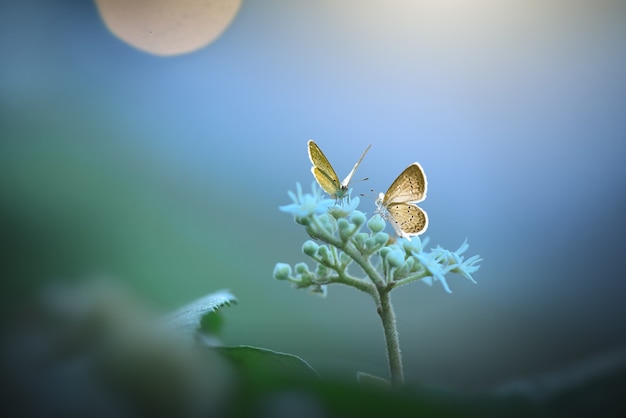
[377,288,404,386]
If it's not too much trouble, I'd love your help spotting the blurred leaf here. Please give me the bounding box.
[217,345,318,381]
[200,311,224,336]
[161,289,236,333]
[356,371,390,389]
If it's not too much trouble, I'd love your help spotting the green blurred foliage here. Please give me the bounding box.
[2,280,624,418]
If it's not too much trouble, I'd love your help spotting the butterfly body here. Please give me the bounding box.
[376,162,428,238]
[307,140,371,200]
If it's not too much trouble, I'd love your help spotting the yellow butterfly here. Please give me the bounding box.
[307,139,371,200]
[376,163,428,238]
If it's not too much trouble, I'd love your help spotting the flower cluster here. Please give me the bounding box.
[274,182,481,296]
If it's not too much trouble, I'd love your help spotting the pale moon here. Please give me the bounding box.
[95,0,242,56]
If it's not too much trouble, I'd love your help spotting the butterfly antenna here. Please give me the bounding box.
[359,190,377,199]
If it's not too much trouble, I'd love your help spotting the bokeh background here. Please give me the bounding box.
[2,0,626,391]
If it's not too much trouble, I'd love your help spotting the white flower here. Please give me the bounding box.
[414,252,454,293]
[431,239,482,284]
[279,182,335,218]
[328,193,360,218]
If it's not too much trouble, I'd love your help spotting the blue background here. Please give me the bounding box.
[1,0,625,389]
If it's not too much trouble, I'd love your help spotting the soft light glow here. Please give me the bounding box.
[95,0,241,56]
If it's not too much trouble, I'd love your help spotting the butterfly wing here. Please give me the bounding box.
[340,144,372,188]
[377,162,429,238]
[308,140,341,196]
[382,162,427,205]
[386,202,429,237]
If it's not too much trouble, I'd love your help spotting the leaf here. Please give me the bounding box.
[200,311,224,335]
[161,289,237,333]
[356,371,390,389]
[216,345,318,381]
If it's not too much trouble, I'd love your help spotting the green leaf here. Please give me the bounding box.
[216,345,318,381]
[199,311,224,335]
[356,371,391,389]
[162,289,237,333]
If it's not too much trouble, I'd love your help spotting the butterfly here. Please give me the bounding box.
[307,139,371,200]
[375,162,428,238]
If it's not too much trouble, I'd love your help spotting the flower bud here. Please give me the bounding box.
[302,240,319,257]
[353,233,367,248]
[295,262,309,275]
[386,249,405,268]
[367,215,385,233]
[318,245,330,263]
[273,263,292,280]
[350,211,366,226]
[338,218,353,241]
[374,232,390,245]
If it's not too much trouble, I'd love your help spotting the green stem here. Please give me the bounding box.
[309,216,384,291]
[340,243,385,288]
[333,270,377,297]
[393,270,429,288]
[377,288,404,386]
[308,214,402,383]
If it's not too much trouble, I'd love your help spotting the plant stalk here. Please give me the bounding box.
[377,288,404,386]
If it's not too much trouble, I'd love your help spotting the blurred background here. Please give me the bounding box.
[1,0,625,391]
